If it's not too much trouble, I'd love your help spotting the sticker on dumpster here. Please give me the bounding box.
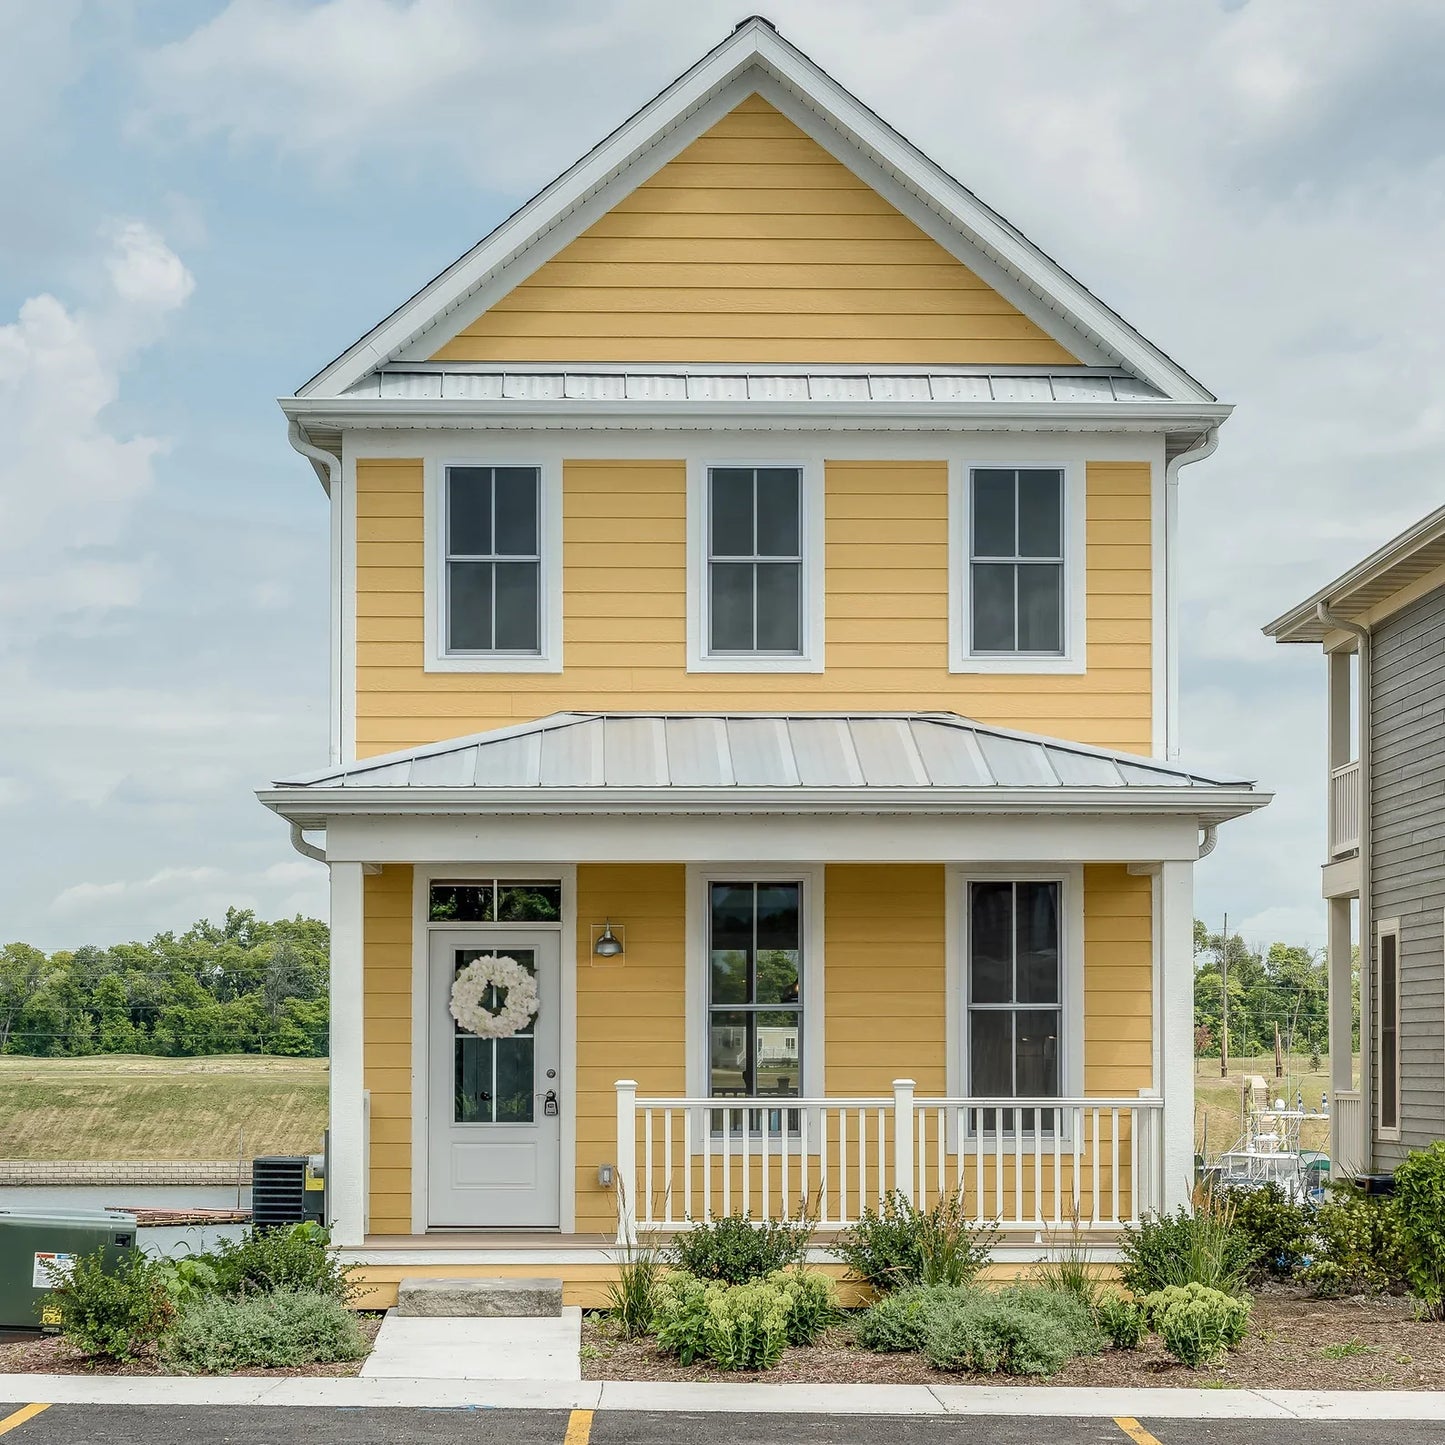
[33,1252,74,1289]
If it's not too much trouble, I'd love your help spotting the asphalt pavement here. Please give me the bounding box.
[1,1407,1444,1445]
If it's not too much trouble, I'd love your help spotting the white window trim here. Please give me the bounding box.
[948,459,1086,674]
[1376,915,1402,1142]
[409,863,577,1234]
[686,456,825,673]
[685,864,825,1144]
[946,863,1084,1149]
[423,455,563,672]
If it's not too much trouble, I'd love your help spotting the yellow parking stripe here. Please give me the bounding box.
[0,1404,50,1436]
[1115,1419,1163,1445]
[564,1408,594,1445]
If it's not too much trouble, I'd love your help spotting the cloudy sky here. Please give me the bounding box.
[2,0,1439,953]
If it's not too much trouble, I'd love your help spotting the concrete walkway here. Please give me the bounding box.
[360,1307,582,1381]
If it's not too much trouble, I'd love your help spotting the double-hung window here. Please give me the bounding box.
[444,465,542,656]
[967,879,1062,1135]
[967,466,1066,657]
[707,466,803,656]
[708,882,803,1129]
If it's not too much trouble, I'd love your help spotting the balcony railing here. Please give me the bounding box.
[1330,759,1361,856]
[614,1079,1163,1243]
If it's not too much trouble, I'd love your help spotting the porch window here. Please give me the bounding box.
[445,465,542,655]
[968,467,1065,656]
[967,879,1061,1134]
[1378,921,1400,1136]
[708,881,802,1102]
[707,466,803,655]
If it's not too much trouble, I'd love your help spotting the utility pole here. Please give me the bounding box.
[1274,1021,1284,1079]
[1219,911,1230,1078]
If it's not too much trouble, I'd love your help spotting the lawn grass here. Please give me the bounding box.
[1194,1052,1354,1159]
[0,1055,329,1161]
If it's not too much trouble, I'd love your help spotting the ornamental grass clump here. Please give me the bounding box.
[836,1189,998,1293]
[1118,1195,1253,1297]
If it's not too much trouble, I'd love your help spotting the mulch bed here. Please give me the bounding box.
[0,1314,382,1377]
[582,1286,1445,1390]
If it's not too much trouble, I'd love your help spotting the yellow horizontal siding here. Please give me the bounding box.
[1083,865,1153,1099]
[354,458,1153,759]
[432,95,1075,367]
[364,865,413,1235]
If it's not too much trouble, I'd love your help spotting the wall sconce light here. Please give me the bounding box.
[592,921,625,958]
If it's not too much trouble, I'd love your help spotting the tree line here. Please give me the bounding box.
[1192,919,1354,1064]
[0,909,329,1057]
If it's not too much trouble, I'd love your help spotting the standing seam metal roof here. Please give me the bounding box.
[275,713,1253,792]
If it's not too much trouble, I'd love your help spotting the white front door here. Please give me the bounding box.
[428,930,561,1228]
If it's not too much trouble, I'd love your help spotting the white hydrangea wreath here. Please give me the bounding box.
[449,955,539,1040]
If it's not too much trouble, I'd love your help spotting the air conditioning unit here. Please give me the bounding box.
[251,1154,326,1229]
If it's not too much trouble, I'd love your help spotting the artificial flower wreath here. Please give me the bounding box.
[449,955,538,1039]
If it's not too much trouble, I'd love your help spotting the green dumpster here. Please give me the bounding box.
[0,1211,137,1330]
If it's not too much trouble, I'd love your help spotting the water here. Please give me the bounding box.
[0,1185,253,1256]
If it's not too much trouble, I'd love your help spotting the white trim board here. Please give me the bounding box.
[293,21,1215,404]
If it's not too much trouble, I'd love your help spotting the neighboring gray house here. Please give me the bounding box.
[1266,506,1445,1177]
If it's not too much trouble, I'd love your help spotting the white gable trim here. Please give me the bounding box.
[296,21,1213,404]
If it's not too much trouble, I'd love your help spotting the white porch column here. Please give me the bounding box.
[328,861,367,1247]
[1158,860,1195,1213]
[1326,895,1364,1178]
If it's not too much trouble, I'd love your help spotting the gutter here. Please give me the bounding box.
[1164,427,1219,759]
[1318,602,1372,1166]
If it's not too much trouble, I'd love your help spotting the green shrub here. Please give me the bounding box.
[853,1285,947,1352]
[211,1223,355,1302]
[606,1234,664,1338]
[651,1274,712,1364]
[1143,1283,1250,1368]
[1227,1182,1314,1281]
[1096,1295,1147,1350]
[43,1249,176,1362]
[920,1292,1079,1376]
[155,1255,220,1306]
[836,1190,998,1293]
[998,1284,1102,1355]
[160,1290,367,1373]
[669,1213,811,1285]
[1303,1183,1408,1298]
[767,1268,837,1345]
[1119,1198,1253,1296]
[1394,1143,1445,1317]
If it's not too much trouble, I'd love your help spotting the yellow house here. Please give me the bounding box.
[259,20,1268,1305]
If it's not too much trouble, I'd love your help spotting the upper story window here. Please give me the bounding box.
[427,459,562,673]
[688,459,824,673]
[949,462,1084,675]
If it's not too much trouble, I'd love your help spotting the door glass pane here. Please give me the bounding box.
[971,563,1015,652]
[493,561,540,651]
[710,562,754,650]
[972,469,1015,556]
[1017,470,1062,557]
[969,1010,1011,1096]
[496,883,561,922]
[755,563,801,652]
[429,883,495,922]
[710,1010,750,1096]
[494,1037,535,1123]
[448,561,493,651]
[1015,881,1060,1003]
[970,882,1012,1003]
[454,1036,491,1123]
[755,469,800,556]
[1016,564,1062,653]
[755,1009,800,1095]
[448,468,492,555]
[710,468,755,556]
[493,467,538,555]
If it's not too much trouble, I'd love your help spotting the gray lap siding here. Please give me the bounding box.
[1370,582,1445,1169]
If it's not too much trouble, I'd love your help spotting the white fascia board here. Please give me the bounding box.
[279,397,1232,433]
[293,20,1216,405]
[256,784,1269,824]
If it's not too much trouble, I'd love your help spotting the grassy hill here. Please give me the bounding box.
[0,1055,329,1160]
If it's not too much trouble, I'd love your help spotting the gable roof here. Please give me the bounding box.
[291,18,1217,408]
[1264,500,1445,643]
[258,711,1265,828]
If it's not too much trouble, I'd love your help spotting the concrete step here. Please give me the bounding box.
[393,1276,564,1318]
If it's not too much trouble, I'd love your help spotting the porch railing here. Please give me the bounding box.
[614,1079,1163,1244]
[1331,1089,1365,1181]
[1330,759,1361,856]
